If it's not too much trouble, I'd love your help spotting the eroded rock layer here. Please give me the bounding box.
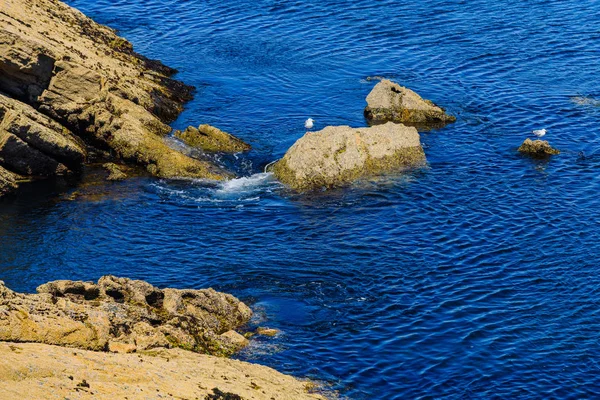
[0,0,230,196]
[0,276,252,356]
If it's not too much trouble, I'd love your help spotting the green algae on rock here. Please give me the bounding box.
[364,79,456,125]
[273,122,426,191]
[518,138,560,157]
[175,124,251,153]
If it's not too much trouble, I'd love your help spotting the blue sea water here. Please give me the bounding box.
[3,0,600,398]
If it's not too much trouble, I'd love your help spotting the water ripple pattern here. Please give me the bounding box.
[2,0,600,399]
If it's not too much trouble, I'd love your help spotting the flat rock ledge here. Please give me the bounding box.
[175,124,252,153]
[273,122,426,191]
[0,276,252,356]
[518,138,560,157]
[364,79,456,125]
[0,0,242,197]
[0,342,325,400]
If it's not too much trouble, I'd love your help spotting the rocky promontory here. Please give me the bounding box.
[0,276,324,399]
[0,0,237,197]
[273,122,426,190]
[0,275,252,356]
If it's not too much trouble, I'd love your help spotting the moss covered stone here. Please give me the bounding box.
[175,124,251,153]
[518,138,560,157]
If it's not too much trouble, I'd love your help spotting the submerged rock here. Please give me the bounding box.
[364,79,456,125]
[175,124,251,153]
[102,162,127,181]
[273,122,426,191]
[0,276,252,356]
[518,138,560,157]
[0,0,231,197]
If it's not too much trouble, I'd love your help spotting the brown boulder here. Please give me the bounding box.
[364,79,456,125]
[273,122,426,190]
[518,138,560,157]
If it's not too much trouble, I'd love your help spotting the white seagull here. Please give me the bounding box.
[305,118,314,130]
[532,128,547,138]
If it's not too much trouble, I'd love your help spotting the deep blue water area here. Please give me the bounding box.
[3,0,600,398]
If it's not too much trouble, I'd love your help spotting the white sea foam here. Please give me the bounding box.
[215,172,275,195]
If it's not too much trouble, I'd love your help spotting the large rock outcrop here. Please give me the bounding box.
[273,122,426,190]
[175,124,251,153]
[0,0,234,196]
[0,276,252,356]
[364,79,456,125]
[0,342,325,400]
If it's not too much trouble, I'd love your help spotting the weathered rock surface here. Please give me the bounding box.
[518,138,560,157]
[364,79,456,125]
[175,124,251,153]
[273,122,426,190]
[0,165,18,196]
[0,342,325,400]
[0,93,86,176]
[0,0,235,196]
[0,276,252,356]
[102,162,127,181]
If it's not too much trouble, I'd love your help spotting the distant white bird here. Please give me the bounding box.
[532,128,547,138]
[305,118,314,130]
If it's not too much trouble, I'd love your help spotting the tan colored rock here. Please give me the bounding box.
[0,93,86,169]
[0,0,236,196]
[219,330,250,353]
[0,165,18,196]
[102,162,127,181]
[273,122,426,190]
[364,79,456,124]
[0,276,252,355]
[0,342,325,400]
[518,138,560,156]
[175,124,251,153]
[257,327,280,337]
[107,341,136,354]
[0,130,68,176]
[0,30,55,104]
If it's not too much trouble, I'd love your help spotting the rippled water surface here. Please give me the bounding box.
[3,0,600,398]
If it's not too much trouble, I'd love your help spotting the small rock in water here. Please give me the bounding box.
[256,327,279,337]
[518,138,560,157]
[102,163,127,181]
[364,79,456,124]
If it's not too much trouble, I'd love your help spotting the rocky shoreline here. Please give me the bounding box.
[0,0,459,397]
[0,0,238,197]
[0,276,324,399]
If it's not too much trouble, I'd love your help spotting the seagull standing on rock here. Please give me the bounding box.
[305,118,314,130]
[532,128,547,138]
